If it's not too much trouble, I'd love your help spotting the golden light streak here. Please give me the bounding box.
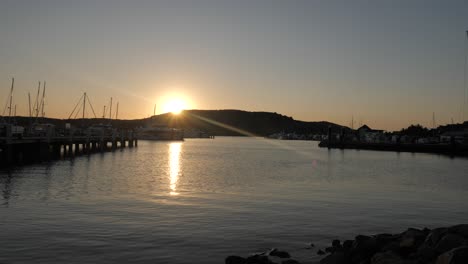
[186,112,317,159]
[169,142,182,195]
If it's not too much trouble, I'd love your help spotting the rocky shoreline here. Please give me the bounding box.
[225,224,468,264]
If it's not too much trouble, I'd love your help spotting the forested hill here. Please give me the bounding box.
[5,109,348,136]
[147,110,347,136]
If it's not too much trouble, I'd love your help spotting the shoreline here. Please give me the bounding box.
[318,141,468,157]
[226,224,468,264]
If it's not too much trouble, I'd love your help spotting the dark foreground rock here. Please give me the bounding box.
[318,224,468,264]
[225,249,298,264]
[225,224,468,264]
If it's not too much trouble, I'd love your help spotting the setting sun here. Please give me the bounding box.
[162,99,187,115]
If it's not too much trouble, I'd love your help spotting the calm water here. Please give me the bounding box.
[1,137,468,264]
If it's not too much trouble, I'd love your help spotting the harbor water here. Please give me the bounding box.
[1,137,468,263]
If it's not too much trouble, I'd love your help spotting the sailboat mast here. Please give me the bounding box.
[116,102,119,119]
[464,31,468,121]
[41,81,46,117]
[35,82,41,118]
[109,97,113,120]
[82,92,87,119]
[8,78,14,118]
[28,92,32,117]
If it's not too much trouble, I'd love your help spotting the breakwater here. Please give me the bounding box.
[225,224,468,264]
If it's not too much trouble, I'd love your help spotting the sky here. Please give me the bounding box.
[1,0,468,131]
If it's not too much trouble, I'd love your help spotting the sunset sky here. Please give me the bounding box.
[1,0,468,131]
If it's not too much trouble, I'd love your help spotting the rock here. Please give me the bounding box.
[317,249,326,255]
[396,228,428,257]
[435,233,467,254]
[304,243,315,250]
[435,246,468,264]
[355,235,372,243]
[371,251,413,264]
[353,235,377,251]
[399,228,427,249]
[226,255,247,264]
[351,235,379,263]
[325,247,334,253]
[448,224,468,238]
[246,255,276,264]
[281,260,300,264]
[342,240,353,250]
[375,233,396,243]
[320,252,346,264]
[374,233,399,253]
[416,245,437,263]
[381,240,400,254]
[424,228,449,248]
[332,239,341,248]
[269,248,290,258]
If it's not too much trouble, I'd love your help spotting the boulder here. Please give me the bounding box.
[246,255,276,264]
[351,235,379,263]
[371,251,414,264]
[448,225,468,238]
[269,249,291,258]
[416,245,437,263]
[434,233,467,254]
[435,246,468,264]
[342,240,353,250]
[399,228,427,249]
[281,260,300,264]
[424,228,449,248]
[317,249,326,255]
[320,251,347,264]
[375,233,398,246]
[332,239,341,248]
[226,256,247,264]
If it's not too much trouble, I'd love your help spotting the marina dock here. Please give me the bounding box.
[0,125,138,166]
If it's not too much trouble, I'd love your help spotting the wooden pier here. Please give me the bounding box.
[0,126,138,166]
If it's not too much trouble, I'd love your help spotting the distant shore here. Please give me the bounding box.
[318,141,468,157]
[225,224,468,264]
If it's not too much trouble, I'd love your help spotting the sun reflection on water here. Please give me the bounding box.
[169,142,182,195]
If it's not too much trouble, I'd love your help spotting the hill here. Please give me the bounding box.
[155,110,347,136]
[2,109,347,136]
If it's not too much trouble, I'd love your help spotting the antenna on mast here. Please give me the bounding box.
[154,104,156,116]
[103,105,106,118]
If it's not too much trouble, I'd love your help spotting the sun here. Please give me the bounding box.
[162,99,187,115]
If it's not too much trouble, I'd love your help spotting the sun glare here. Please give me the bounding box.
[163,99,187,115]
